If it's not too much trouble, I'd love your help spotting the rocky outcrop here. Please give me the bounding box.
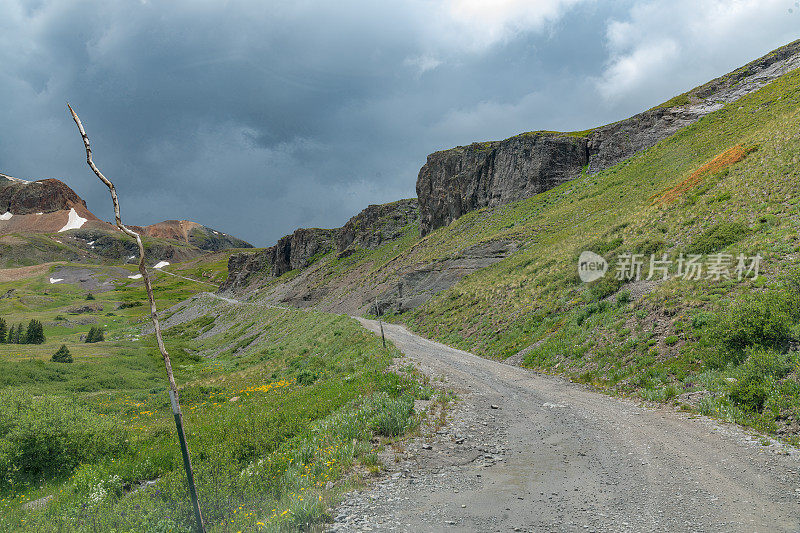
[337,199,418,257]
[373,239,519,314]
[220,229,337,293]
[417,134,587,236]
[221,200,420,293]
[585,107,704,173]
[223,250,272,292]
[417,39,800,235]
[275,228,338,274]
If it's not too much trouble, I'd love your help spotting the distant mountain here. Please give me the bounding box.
[129,220,252,251]
[0,173,112,234]
[0,173,252,267]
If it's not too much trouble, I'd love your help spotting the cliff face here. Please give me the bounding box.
[277,228,338,274]
[223,250,272,292]
[219,231,335,293]
[585,106,704,173]
[337,199,418,257]
[417,134,587,235]
[417,39,800,235]
[221,199,419,293]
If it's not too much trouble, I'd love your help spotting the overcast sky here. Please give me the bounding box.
[1,1,798,245]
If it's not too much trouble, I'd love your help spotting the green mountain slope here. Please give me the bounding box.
[242,54,800,436]
[404,62,800,433]
[410,67,800,352]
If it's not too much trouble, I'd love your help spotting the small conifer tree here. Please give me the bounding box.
[85,326,105,343]
[25,319,45,344]
[51,344,73,363]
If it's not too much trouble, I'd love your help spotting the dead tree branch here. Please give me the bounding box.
[67,104,206,533]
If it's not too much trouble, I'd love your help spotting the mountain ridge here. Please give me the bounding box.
[224,38,800,313]
[0,174,253,259]
[417,38,800,235]
[221,199,418,293]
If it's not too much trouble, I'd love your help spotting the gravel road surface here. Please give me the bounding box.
[327,319,800,533]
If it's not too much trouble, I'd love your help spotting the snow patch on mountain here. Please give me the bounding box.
[58,208,87,232]
[153,261,170,269]
[0,173,30,184]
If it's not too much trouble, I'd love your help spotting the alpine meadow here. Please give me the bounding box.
[2,5,800,532]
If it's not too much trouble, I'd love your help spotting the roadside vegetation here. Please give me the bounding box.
[0,263,431,531]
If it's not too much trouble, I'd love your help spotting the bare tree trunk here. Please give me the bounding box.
[67,104,206,533]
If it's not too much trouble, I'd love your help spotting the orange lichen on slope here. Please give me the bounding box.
[652,145,747,205]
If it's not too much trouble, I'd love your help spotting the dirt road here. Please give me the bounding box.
[328,319,800,532]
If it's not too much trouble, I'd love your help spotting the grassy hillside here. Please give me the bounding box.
[247,61,800,439]
[0,260,432,531]
[400,60,800,436]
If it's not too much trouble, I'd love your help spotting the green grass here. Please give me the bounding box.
[0,255,430,531]
[650,92,693,110]
[167,249,248,285]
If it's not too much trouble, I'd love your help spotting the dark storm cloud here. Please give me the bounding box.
[1,0,798,245]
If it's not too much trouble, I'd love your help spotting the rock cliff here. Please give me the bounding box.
[417,134,587,236]
[221,199,419,292]
[337,199,418,257]
[417,39,800,235]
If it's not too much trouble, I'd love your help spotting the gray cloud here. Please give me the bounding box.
[0,0,797,245]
